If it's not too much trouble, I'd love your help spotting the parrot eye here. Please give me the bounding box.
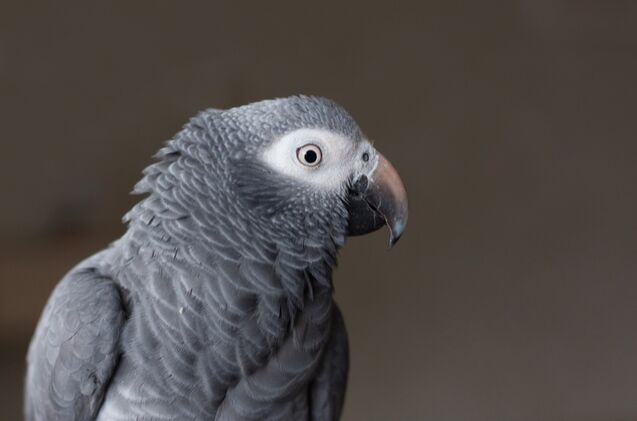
[296,144,322,167]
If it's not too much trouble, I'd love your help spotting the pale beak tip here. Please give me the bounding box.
[388,220,407,249]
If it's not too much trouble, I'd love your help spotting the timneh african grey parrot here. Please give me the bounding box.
[25,96,408,421]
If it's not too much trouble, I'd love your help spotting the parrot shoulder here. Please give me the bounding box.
[25,258,126,421]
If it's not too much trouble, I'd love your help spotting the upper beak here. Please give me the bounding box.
[347,153,408,247]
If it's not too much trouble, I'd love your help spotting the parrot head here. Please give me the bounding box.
[136,96,407,258]
[221,96,408,249]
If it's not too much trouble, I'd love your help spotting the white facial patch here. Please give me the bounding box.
[261,128,365,191]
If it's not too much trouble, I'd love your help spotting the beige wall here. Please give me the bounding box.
[2,1,637,420]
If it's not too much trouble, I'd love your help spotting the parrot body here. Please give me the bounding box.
[25,97,407,420]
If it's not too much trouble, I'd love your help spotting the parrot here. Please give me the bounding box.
[24,96,408,421]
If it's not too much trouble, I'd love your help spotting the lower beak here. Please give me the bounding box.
[346,153,408,247]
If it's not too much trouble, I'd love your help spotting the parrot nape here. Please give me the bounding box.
[24,96,408,421]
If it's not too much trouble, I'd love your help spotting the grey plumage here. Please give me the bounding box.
[25,96,406,420]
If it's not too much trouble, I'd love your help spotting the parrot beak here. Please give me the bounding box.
[347,153,408,247]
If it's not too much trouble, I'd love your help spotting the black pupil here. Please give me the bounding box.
[362,152,369,162]
[304,149,318,163]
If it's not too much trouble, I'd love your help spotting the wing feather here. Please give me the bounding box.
[25,264,125,421]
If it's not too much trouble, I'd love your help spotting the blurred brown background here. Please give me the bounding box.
[2,1,637,420]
